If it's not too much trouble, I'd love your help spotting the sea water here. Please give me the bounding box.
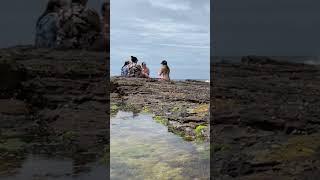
[111,111,210,180]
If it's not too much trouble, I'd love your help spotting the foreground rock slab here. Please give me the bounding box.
[213,56,320,179]
[0,46,108,176]
[111,77,210,141]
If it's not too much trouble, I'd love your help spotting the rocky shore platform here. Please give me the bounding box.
[0,46,108,176]
[110,77,210,141]
[213,56,320,179]
[3,46,319,179]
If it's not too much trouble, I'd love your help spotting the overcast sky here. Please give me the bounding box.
[213,0,320,56]
[110,0,210,80]
[2,0,319,68]
[0,0,103,48]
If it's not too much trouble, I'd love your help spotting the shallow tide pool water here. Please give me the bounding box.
[111,111,210,180]
[0,155,106,180]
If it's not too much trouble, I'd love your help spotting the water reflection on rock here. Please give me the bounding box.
[0,155,106,180]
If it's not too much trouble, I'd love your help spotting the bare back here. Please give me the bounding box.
[159,65,170,81]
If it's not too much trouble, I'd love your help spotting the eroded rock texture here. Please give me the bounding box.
[0,46,108,175]
[213,56,320,179]
[111,77,210,141]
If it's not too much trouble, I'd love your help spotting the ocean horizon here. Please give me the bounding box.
[111,61,210,80]
[110,75,210,82]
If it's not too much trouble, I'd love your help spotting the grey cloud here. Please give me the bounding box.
[159,43,210,49]
[148,0,191,11]
[111,0,210,79]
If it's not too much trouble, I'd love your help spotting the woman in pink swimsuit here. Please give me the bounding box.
[141,62,150,78]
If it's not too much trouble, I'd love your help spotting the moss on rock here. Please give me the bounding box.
[141,106,152,114]
[253,134,320,163]
[213,144,231,152]
[153,116,168,125]
[111,104,119,115]
[0,138,26,152]
[60,131,78,144]
[195,125,207,141]
[191,104,209,118]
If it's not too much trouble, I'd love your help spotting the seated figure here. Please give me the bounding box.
[35,0,64,48]
[141,62,150,78]
[121,61,130,77]
[128,56,142,78]
[56,0,102,50]
[158,60,170,81]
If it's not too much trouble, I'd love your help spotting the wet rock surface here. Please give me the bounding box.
[0,46,108,177]
[110,77,210,141]
[213,56,320,179]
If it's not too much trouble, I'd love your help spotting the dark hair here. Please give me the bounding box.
[131,56,138,63]
[101,3,106,15]
[142,62,146,66]
[122,61,130,68]
[36,0,61,25]
[161,60,167,65]
[101,1,110,15]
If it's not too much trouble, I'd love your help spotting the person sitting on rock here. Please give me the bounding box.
[158,60,170,81]
[56,0,101,50]
[128,56,138,67]
[141,62,150,78]
[35,0,64,48]
[121,61,130,77]
[128,56,142,78]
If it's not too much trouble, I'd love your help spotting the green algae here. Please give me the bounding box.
[0,138,26,175]
[195,125,207,141]
[0,138,26,152]
[111,104,119,116]
[172,106,181,112]
[214,98,237,111]
[192,104,209,113]
[1,130,23,139]
[148,162,184,180]
[191,104,209,118]
[119,103,140,113]
[183,135,193,141]
[60,131,78,144]
[120,159,184,180]
[153,116,168,125]
[0,157,24,176]
[112,143,207,179]
[167,125,194,142]
[253,134,320,163]
[213,144,231,152]
[111,139,186,179]
[111,111,210,179]
[141,106,152,114]
[111,144,188,180]
[102,145,109,164]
